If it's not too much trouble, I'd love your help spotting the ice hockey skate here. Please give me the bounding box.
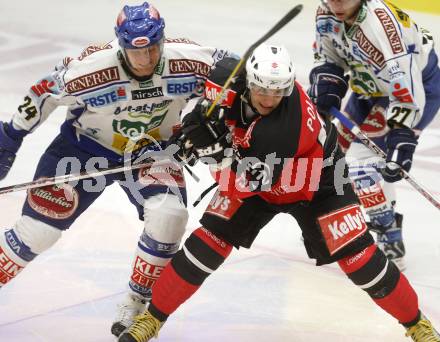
[118,310,163,342]
[405,313,440,342]
[111,292,149,337]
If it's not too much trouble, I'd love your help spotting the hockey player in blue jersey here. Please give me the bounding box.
[0,2,233,337]
[309,0,440,271]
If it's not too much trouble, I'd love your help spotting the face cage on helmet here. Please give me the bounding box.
[248,81,294,97]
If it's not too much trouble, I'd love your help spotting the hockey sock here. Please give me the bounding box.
[338,244,419,325]
[149,227,232,321]
[130,193,188,297]
[0,229,34,286]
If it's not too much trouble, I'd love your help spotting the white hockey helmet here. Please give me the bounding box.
[245,43,295,97]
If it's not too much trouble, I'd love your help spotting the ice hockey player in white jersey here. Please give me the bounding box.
[309,0,440,271]
[0,2,233,337]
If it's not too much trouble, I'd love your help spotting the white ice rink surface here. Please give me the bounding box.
[0,1,439,341]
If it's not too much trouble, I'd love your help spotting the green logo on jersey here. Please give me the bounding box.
[112,111,168,138]
[350,65,381,96]
[139,79,154,88]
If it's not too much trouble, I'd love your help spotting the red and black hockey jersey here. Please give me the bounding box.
[204,57,335,205]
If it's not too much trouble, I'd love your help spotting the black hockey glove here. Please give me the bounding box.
[166,129,198,166]
[381,128,418,183]
[181,98,231,164]
[308,63,349,116]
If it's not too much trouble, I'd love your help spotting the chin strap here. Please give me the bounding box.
[240,91,259,123]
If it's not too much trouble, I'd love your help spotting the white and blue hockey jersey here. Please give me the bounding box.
[10,38,231,162]
[313,0,437,129]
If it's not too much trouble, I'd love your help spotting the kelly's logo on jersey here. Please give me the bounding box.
[82,86,127,107]
[205,190,243,221]
[65,67,120,93]
[204,79,236,107]
[131,87,164,100]
[318,205,367,255]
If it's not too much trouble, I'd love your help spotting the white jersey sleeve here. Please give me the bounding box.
[10,57,79,133]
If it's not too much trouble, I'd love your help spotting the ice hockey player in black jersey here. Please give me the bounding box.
[118,43,440,342]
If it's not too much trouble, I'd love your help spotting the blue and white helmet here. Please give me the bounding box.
[115,2,165,49]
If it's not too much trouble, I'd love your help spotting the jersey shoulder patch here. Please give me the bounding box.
[164,37,201,46]
[62,47,122,95]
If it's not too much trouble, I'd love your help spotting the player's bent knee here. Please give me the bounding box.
[13,215,62,255]
[338,244,400,298]
[0,216,61,286]
[142,194,189,253]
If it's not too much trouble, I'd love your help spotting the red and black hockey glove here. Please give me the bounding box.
[181,98,232,165]
[166,129,198,166]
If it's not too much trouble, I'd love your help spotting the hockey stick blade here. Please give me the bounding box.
[206,4,303,117]
[330,107,440,210]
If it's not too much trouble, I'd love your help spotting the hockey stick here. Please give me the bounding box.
[205,4,303,118]
[330,107,440,210]
[0,158,197,195]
